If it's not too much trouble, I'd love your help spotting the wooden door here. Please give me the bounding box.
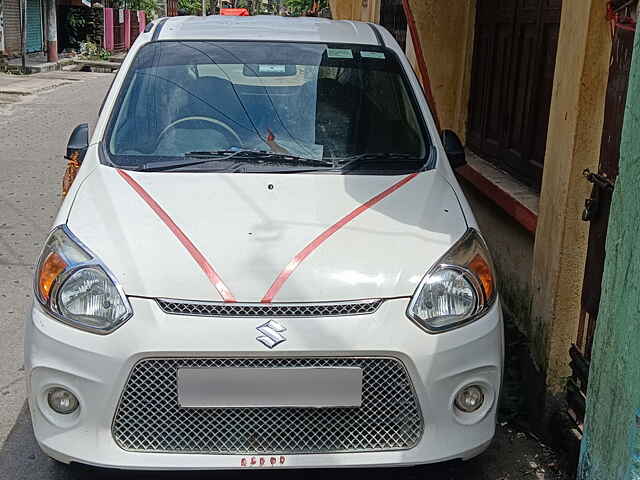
[567,0,637,432]
[113,9,125,52]
[467,0,562,189]
[379,0,407,50]
[167,0,177,17]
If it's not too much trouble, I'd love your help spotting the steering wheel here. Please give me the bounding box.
[157,116,243,149]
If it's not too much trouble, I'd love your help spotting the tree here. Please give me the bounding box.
[283,0,327,16]
[127,0,158,18]
[177,0,209,15]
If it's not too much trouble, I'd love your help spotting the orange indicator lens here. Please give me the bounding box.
[468,254,494,301]
[38,252,68,302]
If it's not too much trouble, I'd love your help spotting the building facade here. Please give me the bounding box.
[1,0,24,56]
[0,0,48,57]
[331,0,635,454]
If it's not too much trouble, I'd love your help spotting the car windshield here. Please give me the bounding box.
[105,41,430,173]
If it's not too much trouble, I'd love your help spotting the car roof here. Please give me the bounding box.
[156,15,381,45]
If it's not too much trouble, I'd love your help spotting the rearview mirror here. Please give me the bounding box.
[442,129,466,170]
[66,124,89,164]
[243,64,297,77]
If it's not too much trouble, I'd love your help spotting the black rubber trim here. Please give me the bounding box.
[368,23,385,47]
[151,18,168,41]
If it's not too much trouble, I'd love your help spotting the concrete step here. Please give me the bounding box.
[72,59,120,72]
[110,54,127,64]
[2,58,74,74]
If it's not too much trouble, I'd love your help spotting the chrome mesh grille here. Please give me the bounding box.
[112,357,423,454]
[156,299,384,317]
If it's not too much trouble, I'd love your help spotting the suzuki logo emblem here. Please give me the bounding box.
[256,320,287,349]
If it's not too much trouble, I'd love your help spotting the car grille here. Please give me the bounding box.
[156,298,384,317]
[112,357,423,454]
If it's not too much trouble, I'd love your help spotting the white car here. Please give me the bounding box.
[26,15,503,471]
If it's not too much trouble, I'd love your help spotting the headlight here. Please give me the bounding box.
[407,228,496,333]
[35,225,132,334]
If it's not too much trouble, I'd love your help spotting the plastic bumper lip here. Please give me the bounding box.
[25,297,504,470]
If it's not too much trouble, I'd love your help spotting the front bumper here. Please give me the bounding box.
[25,297,503,470]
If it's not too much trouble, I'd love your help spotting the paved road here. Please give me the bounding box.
[0,71,569,480]
[0,71,113,446]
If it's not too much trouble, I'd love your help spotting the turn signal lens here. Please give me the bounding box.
[468,253,494,301]
[37,252,68,302]
[35,227,91,307]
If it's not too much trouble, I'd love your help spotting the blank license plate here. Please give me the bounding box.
[177,367,363,408]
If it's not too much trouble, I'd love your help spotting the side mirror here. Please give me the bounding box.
[66,124,89,164]
[62,124,89,197]
[442,129,466,170]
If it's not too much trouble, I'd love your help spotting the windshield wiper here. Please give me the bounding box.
[333,153,421,173]
[139,150,245,171]
[139,150,334,172]
[213,151,334,167]
[259,153,421,174]
[137,151,417,173]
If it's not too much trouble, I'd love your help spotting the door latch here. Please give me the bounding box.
[583,169,615,192]
[582,169,615,222]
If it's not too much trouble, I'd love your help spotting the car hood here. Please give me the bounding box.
[66,166,467,303]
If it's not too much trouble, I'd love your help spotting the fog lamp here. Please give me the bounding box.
[454,385,484,413]
[47,388,79,414]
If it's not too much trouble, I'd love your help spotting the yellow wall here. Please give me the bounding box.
[329,0,357,20]
[329,0,380,22]
[329,0,475,139]
[406,0,475,140]
[530,0,611,391]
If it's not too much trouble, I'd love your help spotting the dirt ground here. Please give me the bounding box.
[452,423,573,480]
